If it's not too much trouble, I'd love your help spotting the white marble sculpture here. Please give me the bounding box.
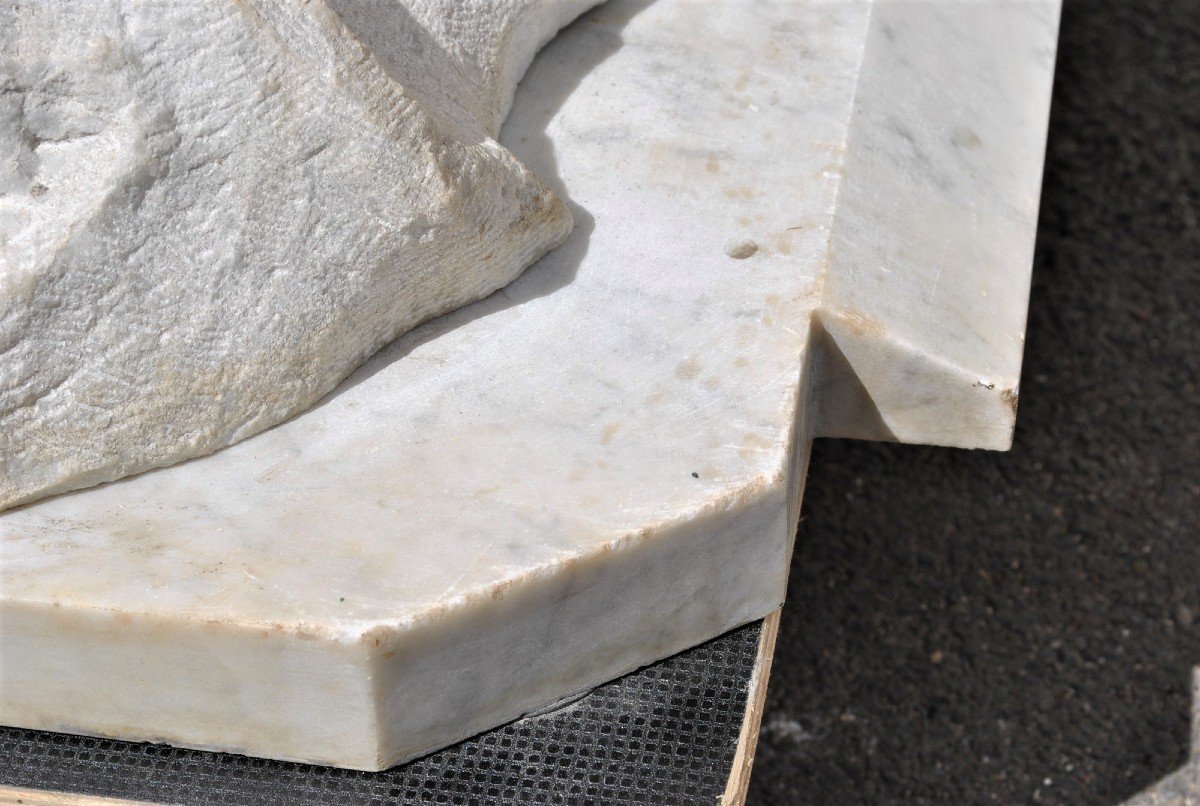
[0,0,596,511]
[0,0,1061,772]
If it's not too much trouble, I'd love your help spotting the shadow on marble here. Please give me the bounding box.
[332,3,652,401]
[0,3,644,516]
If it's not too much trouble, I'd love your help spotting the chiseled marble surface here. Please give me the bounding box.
[0,0,1060,769]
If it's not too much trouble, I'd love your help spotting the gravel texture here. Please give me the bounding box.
[749,1,1200,803]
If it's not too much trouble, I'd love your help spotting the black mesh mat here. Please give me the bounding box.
[1,621,761,805]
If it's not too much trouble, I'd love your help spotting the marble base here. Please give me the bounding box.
[0,0,1060,770]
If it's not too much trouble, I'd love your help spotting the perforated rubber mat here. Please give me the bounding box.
[1,620,761,805]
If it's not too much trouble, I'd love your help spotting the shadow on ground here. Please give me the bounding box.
[750,1,1200,803]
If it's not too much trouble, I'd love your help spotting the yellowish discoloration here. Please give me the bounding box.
[601,422,621,445]
[644,388,668,406]
[825,308,886,339]
[952,125,982,149]
[737,433,774,462]
[674,356,702,381]
[734,66,753,92]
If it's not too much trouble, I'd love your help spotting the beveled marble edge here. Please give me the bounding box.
[817,0,1061,449]
[1,438,803,768]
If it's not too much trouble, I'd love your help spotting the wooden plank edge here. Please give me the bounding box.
[722,609,782,806]
[0,786,167,806]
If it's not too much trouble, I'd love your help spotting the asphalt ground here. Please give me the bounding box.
[749,1,1200,803]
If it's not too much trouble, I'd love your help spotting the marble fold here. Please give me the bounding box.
[0,0,597,510]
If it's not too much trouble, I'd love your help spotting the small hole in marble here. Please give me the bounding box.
[724,236,758,259]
